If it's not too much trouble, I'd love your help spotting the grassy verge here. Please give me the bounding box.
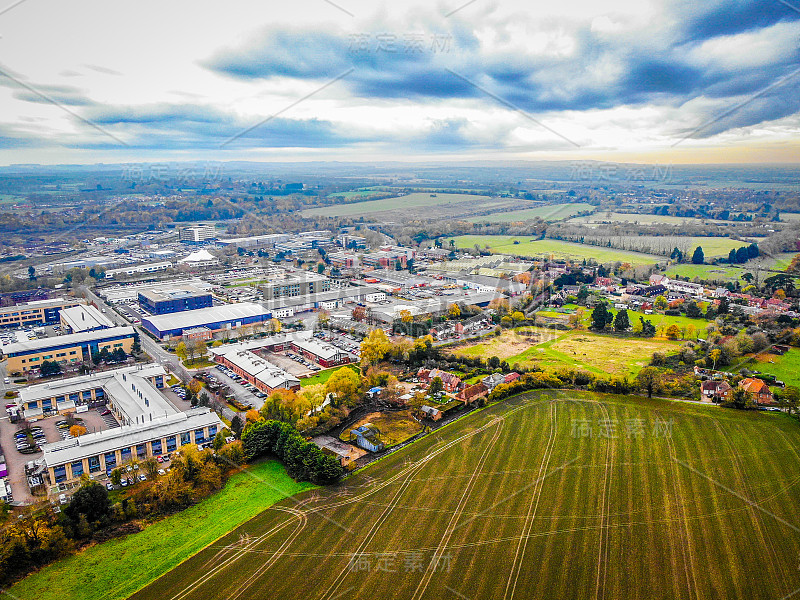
[10,460,313,600]
[300,364,360,387]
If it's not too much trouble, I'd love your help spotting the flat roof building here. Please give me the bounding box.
[0,297,82,329]
[41,407,221,484]
[141,303,272,340]
[59,304,114,333]
[138,284,213,315]
[18,364,169,421]
[104,261,172,279]
[1,326,136,373]
[179,224,217,244]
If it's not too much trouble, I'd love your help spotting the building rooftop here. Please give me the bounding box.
[143,302,271,332]
[41,408,220,466]
[0,326,134,356]
[139,283,210,303]
[59,304,114,333]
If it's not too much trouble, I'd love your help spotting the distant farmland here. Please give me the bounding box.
[567,211,729,226]
[452,235,663,265]
[469,203,595,223]
[131,390,800,600]
[302,192,492,218]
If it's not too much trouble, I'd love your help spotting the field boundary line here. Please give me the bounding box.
[166,506,303,600]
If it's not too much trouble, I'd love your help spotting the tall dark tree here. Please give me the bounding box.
[613,308,630,332]
[591,303,612,331]
[691,246,704,264]
[64,481,111,533]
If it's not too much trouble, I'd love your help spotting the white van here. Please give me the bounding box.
[59,494,68,505]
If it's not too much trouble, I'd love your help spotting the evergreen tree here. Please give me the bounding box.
[691,246,704,264]
[591,303,612,331]
[613,308,630,332]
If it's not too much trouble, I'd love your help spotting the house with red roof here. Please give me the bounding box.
[739,378,775,405]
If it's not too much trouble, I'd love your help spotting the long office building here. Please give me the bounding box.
[0,297,82,328]
[41,408,221,484]
[1,326,136,373]
[141,303,272,340]
[215,348,300,393]
[103,261,172,279]
[17,364,168,420]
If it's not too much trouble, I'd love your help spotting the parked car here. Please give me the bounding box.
[106,482,114,490]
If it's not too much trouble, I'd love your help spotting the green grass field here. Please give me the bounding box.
[468,203,594,223]
[665,253,799,283]
[302,192,492,218]
[129,390,800,600]
[567,212,730,226]
[749,349,800,388]
[452,235,663,266]
[540,305,711,337]
[449,327,682,376]
[11,460,313,600]
[299,364,360,387]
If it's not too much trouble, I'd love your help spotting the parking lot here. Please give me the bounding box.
[0,407,118,504]
[208,366,263,410]
[264,352,315,377]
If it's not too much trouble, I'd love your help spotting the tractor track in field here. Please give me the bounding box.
[658,411,699,600]
[166,506,305,600]
[410,417,504,600]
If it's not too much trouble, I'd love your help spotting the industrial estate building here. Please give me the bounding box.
[141,303,272,340]
[0,297,82,328]
[41,407,221,484]
[29,363,223,484]
[103,261,172,279]
[138,284,213,315]
[17,364,167,420]
[215,348,301,393]
[59,304,114,333]
[1,326,136,373]
[259,271,331,300]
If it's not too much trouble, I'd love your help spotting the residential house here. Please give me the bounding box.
[458,382,488,405]
[739,378,774,405]
[420,405,443,421]
[417,368,462,393]
[700,380,732,402]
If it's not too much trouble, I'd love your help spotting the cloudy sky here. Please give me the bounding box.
[1,0,799,164]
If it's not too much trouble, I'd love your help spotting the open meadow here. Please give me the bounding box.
[468,203,594,223]
[302,193,492,218]
[449,327,682,376]
[567,212,730,226]
[452,236,663,266]
[129,390,800,600]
